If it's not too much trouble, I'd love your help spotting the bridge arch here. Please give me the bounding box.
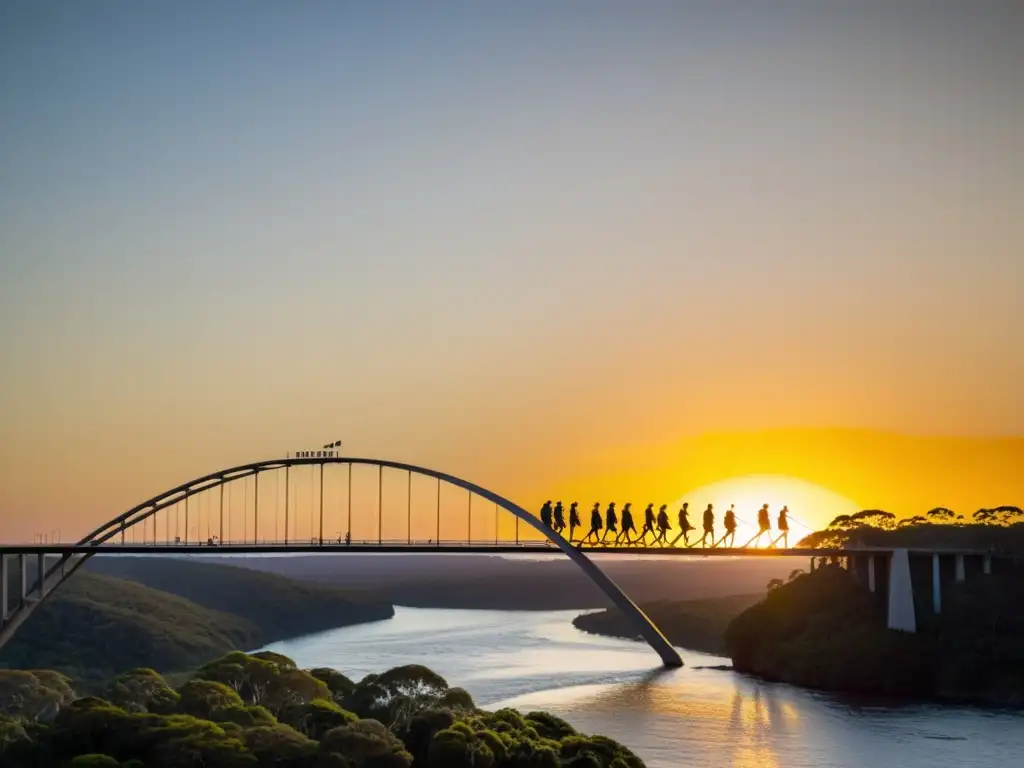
[2,457,683,667]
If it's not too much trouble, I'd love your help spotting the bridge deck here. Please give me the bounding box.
[3,541,873,557]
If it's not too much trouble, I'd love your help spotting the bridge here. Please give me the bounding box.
[0,455,1005,666]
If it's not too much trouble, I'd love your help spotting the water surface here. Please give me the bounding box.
[262,607,1023,767]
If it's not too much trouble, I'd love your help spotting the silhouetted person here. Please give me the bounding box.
[583,502,603,544]
[719,505,737,547]
[617,503,636,545]
[671,502,693,546]
[640,503,656,544]
[569,502,581,541]
[655,504,671,545]
[700,504,715,547]
[602,502,618,543]
[774,506,790,547]
[747,504,771,547]
[553,501,566,533]
[540,500,553,529]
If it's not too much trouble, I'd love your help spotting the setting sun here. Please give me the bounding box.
[671,475,861,546]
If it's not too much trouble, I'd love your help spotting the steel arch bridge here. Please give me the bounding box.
[1,456,697,666]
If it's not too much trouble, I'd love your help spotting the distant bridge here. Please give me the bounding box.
[0,456,1007,665]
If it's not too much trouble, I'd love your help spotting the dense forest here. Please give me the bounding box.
[572,594,763,655]
[0,651,645,767]
[724,563,1024,705]
[1,563,393,690]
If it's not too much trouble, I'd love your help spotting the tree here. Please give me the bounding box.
[319,719,412,767]
[344,665,452,726]
[176,679,244,720]
[278,699,357,741]
[106,669,179,715]
[0,669,76,722]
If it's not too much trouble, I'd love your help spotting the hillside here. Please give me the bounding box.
[202,553,797,609]
[724,564,1024,706]
[85,557,394,640]
[1,560,394,690]
[573,593,764,655]
[0,572,259,688]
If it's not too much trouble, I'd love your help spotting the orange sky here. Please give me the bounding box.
[1,6,1022,542]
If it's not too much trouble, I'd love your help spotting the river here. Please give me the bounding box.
[261,607,1023,768]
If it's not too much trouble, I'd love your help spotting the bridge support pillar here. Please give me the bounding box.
[887,548,916,633]
[867,555,876,593]
[37,553,45,600]
[955,554,965,583]
[932,553,941,614]
[18,555,27,601]
[1,555,8,621]
[983,554,992,575]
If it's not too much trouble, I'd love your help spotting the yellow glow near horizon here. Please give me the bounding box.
[671,475,861,546]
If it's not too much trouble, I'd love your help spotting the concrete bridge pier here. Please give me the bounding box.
[1,555,7,622]
[887,548,917,633]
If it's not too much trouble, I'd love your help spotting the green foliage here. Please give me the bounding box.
[278,698,357,740]
[195,652,331,716]
[0,573,259,690]
[106,669,180,714]
[85,558,394,644]
[177,679,244,719]
[309,668,356,702]
[70,755,121,766]
[344,664,468,727]
[0,668,76,722]
[725,563,1024,704]
[0,652,646,767]
[319,719,413,767]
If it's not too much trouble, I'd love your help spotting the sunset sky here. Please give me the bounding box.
[1,3,1022,543]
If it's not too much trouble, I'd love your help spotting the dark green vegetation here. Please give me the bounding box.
[798,507,1024,552]
[1,561,393,690]
[725,564,1024,706]
[0,651,645,767]
[573,594,764,655]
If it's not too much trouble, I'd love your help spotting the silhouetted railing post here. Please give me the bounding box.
[347,463,352,540]
[319,463,324,545]
[284,465,290,545]
[219,483,224,545]
[407,470,411,545]
[185,494,189,545]
[254,471,260,544]
[436,477,440,546]
[378,465,382,545]
[468,490,472,544]
[495,502,498,545]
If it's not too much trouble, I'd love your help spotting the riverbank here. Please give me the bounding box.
[572,593,763,655]
[725,564,1024,707]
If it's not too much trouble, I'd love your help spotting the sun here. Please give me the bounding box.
[670,475,860,547]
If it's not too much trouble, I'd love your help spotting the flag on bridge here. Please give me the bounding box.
[333,440,342,448]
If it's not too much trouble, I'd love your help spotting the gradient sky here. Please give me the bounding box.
[1,3,1022,542]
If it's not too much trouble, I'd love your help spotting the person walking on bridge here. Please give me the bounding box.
[540,501,553,529]
[655,504,671,545]
[553,501,566,534]
[617,503,637,545]
[671,502,693,546]
[569,502,581,541]
[640,503,656,544]
[601,502,618,544]
[583,502,602,544]
[700,504,715,547]
[773,505,790,548]
[718,504,737,547]
[746,504,772,547]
